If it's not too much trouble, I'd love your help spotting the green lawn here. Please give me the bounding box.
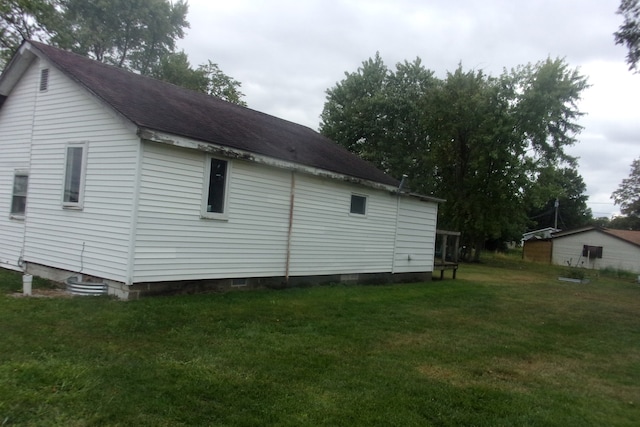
[1,256,639,426]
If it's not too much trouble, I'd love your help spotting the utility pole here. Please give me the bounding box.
[554,198,559,229]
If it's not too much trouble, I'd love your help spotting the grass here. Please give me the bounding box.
[1,256,639,426]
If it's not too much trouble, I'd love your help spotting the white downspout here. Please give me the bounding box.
[392,194,401,274]
[391,175,408,274]
[285,171,296,283]
[19,61,41,273]
[125,138,144,286]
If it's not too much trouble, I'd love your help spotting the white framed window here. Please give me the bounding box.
[350,194,367,215]
[201,156,231,220]
[62,142,88,209]
[10,170,29,219]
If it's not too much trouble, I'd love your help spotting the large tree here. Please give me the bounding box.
[615,0,640,72]
[320,53,437,184]
[321,56,589,260]
[526,166,593,230]
[149,52,246,106]
[612,158,640,217]
[51,0,189,74]
[0,0,59,68]
[425,66,528,256]
[0,0,247,105]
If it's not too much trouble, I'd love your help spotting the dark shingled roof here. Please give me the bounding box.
[27,41,399,187]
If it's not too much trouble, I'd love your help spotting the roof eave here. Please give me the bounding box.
[391,190,445,204]
[138,127,405,194]
[0,41,37,98]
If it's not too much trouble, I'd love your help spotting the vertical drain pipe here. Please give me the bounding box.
[285,171,296,284]
[391,175,408,274]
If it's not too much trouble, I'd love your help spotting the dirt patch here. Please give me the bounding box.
[9,288,73,298]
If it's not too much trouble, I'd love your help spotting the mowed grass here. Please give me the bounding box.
[1,255,639,426]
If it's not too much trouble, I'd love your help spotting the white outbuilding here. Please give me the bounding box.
[551,226,640,273]
[0,41,443,298]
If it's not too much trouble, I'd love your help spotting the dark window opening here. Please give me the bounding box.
[207,158,228,214]
[582,245,603,259]
[350,194,367,215]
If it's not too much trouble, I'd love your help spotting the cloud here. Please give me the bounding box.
[178,0,639,218]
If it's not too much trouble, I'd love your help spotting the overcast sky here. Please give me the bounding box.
[177,0,640,219]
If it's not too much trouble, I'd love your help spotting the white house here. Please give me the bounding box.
[551,226,640,273]
[0,41,442,298]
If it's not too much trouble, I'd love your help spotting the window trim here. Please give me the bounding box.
[350,193,368,216]
[201,155,231,220]
[10,170,29,220]
[62,142,88,209]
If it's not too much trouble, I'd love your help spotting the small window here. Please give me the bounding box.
[350,194,367,215]
[62,143,87,208]
[10,172,28,218]
[202,156,230,219]
[582,245,603,259]
[40,68,49,91]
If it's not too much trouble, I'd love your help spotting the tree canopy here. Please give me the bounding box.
[149,52,246,106]
[51,0,189,74]
[0,0,246,105]
[526,167,592,230]
[612,158,640,217]
[0,0,57,68]
[615,0,640,72]
[321,55,590,260]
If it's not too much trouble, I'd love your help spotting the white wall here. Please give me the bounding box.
[552,230,640,273]
[393,197,438,273]
[288,173,397,275]
[19,58,139,282]
[0,59,38,270]
[133,142,291,282]
[133,141,438,283]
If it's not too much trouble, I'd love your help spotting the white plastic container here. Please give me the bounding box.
[22,274,33,296]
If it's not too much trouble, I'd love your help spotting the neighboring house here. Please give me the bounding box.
[0,41,443,298]
[551,226,640,273]
[522,238,553,264]
[521,227,559,263]
[522,227,559,242]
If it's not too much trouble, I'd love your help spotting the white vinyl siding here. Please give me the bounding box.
[20,60,139,282]
[133,142,291,282]
[552,230,640,273]
[0,60,38,270]
[288,173,397,275]
[393,198,438,273]
[134,142,438,282]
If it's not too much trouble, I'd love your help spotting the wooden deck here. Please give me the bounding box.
[434,260,459,279]
[434,229,461,280]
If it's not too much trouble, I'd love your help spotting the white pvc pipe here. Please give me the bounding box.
[22,274,33,296]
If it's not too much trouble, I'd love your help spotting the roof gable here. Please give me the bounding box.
[8,41,400,188]
[602,228,640,247]
[553,226,640,249]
